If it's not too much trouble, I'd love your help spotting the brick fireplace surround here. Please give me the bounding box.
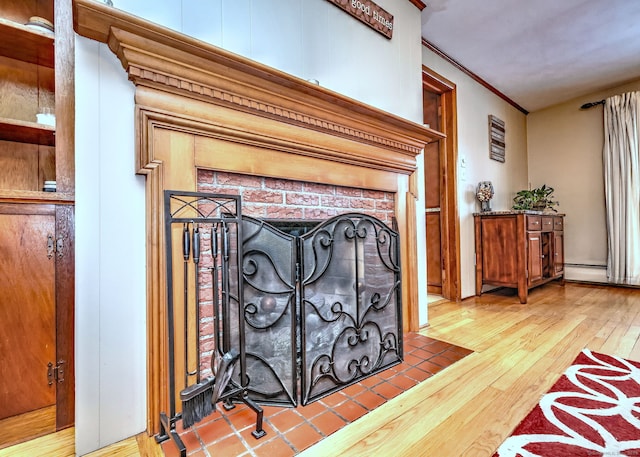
[73,0,444,439]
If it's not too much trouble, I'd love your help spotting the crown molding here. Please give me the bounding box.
[422,38,529,115]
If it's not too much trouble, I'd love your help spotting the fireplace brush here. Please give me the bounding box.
[180,223,215,428]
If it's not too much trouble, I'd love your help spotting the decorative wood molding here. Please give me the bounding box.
[422,38,529,115]
[407,0,427,11]
[73,0,444,435]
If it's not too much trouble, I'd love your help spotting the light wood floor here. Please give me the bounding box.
[2,282,639,456]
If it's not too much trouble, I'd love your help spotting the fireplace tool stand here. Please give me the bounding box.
[156,191,265,457]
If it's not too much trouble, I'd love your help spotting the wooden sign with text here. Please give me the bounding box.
[326,0,394,39]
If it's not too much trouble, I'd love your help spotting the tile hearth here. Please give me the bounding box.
[161,333,472,457]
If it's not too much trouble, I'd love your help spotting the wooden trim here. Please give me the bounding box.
[422,39,529,115]
[73,0,444,435]
[422,66,461,301]
[55,205,75,429]
[55,0,75,195]
[407,0,427,11]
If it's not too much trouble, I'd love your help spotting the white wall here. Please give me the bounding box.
[527,78,640,283]
[75,38,146,455]
[422,48,529,299]
[75,0,429,453]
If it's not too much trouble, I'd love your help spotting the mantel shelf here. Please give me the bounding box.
[0,117,55,146]
[0,17,54,67]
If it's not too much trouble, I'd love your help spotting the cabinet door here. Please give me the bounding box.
[0,207,56,421]
[527,232,543,285]
[553,231,564,276]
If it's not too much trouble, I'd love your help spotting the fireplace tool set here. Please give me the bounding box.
[157,190,404,456]
[157,191,265,456]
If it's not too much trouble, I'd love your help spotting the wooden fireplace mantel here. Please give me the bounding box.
[73,0,445,435]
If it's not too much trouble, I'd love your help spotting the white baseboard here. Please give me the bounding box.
[564,264,608,283]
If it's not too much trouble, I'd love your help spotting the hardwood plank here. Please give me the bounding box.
[0,406,56,450]
[0,414,69,456]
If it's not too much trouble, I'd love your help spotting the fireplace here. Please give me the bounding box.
[162,191,403,451]
[73,0,444,441]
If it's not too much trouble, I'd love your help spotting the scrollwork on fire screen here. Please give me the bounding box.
[300,214,403,404]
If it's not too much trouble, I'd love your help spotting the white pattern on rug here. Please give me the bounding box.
[496,349,640,457]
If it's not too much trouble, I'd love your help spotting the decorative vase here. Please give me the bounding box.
[476,181,494,212]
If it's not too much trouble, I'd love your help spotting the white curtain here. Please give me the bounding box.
[603,91,640,285]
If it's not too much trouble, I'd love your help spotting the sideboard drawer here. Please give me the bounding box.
[541,216,554,232]
[527,216,541,231]
[554,217,564,231]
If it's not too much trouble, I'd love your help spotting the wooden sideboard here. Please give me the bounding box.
[474,211,564,303]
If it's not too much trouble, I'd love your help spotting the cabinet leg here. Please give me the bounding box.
[518,287,527,304]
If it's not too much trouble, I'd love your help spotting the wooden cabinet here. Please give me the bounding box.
[0,0,74,446]
[474,212,564,304]
[0,0,73,201]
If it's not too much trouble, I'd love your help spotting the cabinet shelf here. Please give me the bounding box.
[0,17,54,68]
[0,117,55,146]
[0,188,74,204]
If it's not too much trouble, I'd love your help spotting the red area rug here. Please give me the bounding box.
[494,349,640,457]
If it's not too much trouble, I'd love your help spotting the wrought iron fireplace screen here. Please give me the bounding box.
[164,191,403,418]
[237,213,403,407]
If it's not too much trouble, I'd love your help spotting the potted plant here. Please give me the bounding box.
[512,184,559,212]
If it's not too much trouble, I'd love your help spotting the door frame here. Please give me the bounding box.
[422,66,461,301]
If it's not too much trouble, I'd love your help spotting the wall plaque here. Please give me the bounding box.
[326,0,394,39]
[489,115,505,162]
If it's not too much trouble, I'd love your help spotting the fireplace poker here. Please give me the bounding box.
[180,222,215,428]
[211,223,223,374]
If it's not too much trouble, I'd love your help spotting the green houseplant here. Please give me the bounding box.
[512,184,559,212]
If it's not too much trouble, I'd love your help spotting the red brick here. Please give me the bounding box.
[363,189,386,199]
[243,189,284,204]
[265,177,303,191]
[303,182,335,195]
[321,196,350,208]
[216,171,262,188]
[336,187,362,197]
[286,193,319,206]
[198,169,215,184]
[304,208,339,219]
[376,200,394,211]
[349,198,375,210]
[265,206,304,219]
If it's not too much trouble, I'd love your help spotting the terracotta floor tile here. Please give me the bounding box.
[418,360,445,374]
[188,450,207,457]
[371,381,403,400]
[268,409,305,433]
[179,431,202,454]
[283,422,323,452]
[238,420,274,445]
[426,340,454,353]
[334,400,368,422]
[341,382,367,397]
[353,390,386,410]
[296,401,326,419]
[358,375,382,388]
[404,367,432,382]
[205,433,249,457]
[388,373,419,391]
[253,436,297,457]
[196,417,235,445]
[403,353,423,366]
[225,405,263,430]
[429,355,455,367]
[319,391,348,407]
[410,347,433,359]
[161,439,182,457]
[311,410,348,436]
